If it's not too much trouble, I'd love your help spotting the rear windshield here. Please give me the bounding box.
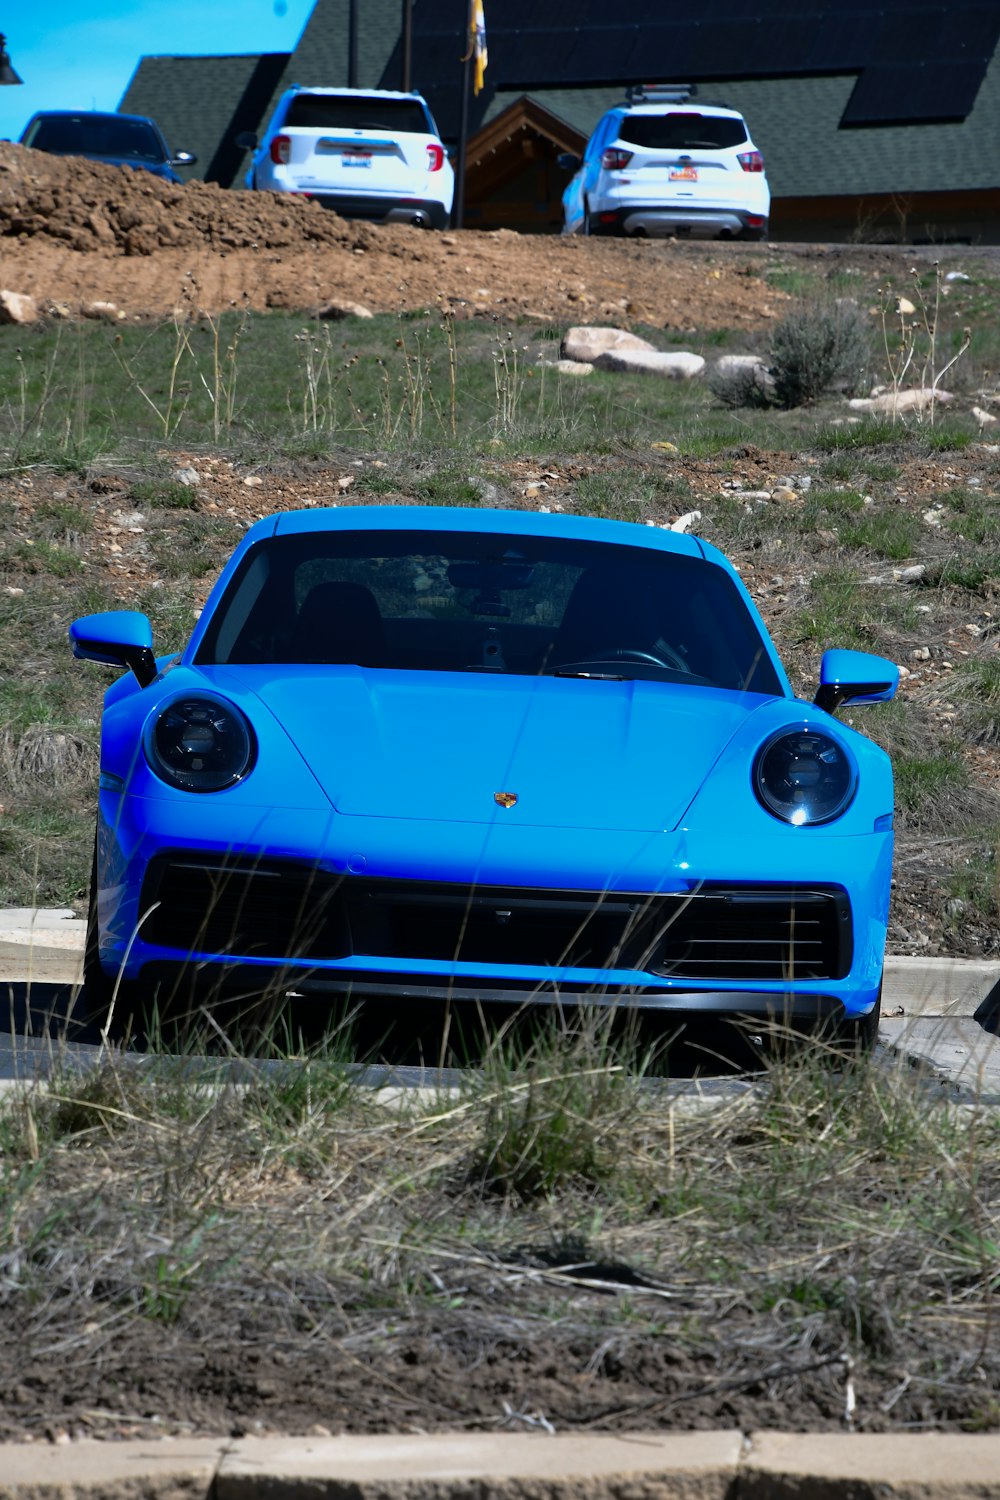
[196,529,781,696]
[283,95,433,134]
[23,114,166,162]
[618,113,748,150]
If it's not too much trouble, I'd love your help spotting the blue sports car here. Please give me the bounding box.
[71,506,897,1046]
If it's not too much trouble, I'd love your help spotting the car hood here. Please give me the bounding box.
[79,151,175,178]
[225,667,772,833]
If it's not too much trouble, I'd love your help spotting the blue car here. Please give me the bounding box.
[20,111,196,183]
[71,506,897,1046]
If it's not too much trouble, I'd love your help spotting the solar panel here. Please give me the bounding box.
[842,59,988,124]
[409,1,1000,128]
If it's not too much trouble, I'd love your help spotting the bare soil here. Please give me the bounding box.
[0,139,834,327]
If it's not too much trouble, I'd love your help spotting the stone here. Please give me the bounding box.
[316,299,373,320]
[593,349,706,378]
[849,388,954,413]
[561,325,657,363]
[0,289,39,325]
[174,467,201,487]
[537,358,594,375]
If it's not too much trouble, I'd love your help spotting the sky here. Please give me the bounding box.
[0,0,314,143]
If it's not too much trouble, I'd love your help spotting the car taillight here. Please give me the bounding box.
[738,150,764,173]
[601,147,633,171]
[270,134,291,166]
[426,142,445,172]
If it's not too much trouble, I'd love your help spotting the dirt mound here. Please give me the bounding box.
[0,141,380,257]
[0,141,796,327]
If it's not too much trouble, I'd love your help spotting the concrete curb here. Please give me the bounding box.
[3,1431,1000,1499]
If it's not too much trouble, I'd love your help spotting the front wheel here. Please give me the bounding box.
[839,987,882,1055]
[78,844,137,1042]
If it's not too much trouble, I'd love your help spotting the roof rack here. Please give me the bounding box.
[625,83,696,105]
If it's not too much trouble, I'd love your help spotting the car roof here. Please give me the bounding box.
[255,504,711,562]
[283,86,428,101]
[618,103,745,119]
[24,109,158,125]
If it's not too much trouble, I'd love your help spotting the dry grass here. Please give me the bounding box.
[0,1032,998,1437]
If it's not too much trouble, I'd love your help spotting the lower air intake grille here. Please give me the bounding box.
[140,859,851,981]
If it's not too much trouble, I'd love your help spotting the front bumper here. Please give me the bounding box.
[94,791,890,1020]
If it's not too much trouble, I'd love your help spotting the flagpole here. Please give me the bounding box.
[454,0,474,229]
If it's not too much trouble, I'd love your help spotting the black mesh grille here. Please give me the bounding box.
[141,858,851,982]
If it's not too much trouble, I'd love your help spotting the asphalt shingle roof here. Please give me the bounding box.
[120,0,1000,202]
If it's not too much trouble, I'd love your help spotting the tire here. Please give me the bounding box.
[839,986,882,1056]
[78,841,136,1042]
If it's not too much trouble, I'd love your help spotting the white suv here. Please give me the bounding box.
[562,88,769,241]
[240,87,454,229]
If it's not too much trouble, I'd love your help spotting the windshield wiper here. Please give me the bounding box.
[552,668,628,681]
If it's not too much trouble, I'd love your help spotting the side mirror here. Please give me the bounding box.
[556,152,581,172]
[70,611,157,688]
[814,648,898,714]
[171,150,197,167]
[234,131,258,151]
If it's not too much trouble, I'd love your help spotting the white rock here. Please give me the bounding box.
[848,388,954,413]
[972,405,997,428]
[243,474,264,487]
[174,467,201,487]
[81,300,122,321]
[593,349,706,378]
[537,358,594,375]
[946,271,970,282]
[0,289,38,325]
[712,353,774,391]
[316,299,373,320]
[561,325,657,363]
[670,510,702,533]
[898,564,927,582]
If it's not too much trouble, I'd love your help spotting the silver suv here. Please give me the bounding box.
[239,87,454,229]
[561,87,769,240]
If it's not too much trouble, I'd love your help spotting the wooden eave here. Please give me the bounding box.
[467,96,585,169]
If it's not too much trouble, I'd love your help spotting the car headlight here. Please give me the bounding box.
[753,728,857,826]
[144,693,256,792]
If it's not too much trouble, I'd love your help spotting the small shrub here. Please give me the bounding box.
[840,511,918,560]
[130,478,198,510]
[768,301,873,408]
[470,1015,646,1201]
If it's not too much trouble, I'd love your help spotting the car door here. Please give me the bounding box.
[563,114,612,234]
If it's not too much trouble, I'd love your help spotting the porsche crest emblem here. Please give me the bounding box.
[494,791,518,809]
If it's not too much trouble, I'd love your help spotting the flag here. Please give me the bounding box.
[471,0,488,95]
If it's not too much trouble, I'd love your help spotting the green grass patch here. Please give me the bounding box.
[816,419,901,451]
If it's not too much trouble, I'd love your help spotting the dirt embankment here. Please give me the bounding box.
[0,140,797,327]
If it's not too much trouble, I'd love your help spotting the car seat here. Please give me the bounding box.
[288,580,387,666]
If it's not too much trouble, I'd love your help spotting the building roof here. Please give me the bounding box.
[118,52,290,186]
[406,0,1000,128]
[119,0,1000,205]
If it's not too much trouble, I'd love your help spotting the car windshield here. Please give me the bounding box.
[618,114,748,150]
[23,115,166,162]
[283,95,432,134]
[196,530,781,695]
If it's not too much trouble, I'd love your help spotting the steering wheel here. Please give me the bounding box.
[587,645,690,672]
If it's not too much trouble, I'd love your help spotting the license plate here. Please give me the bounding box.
[670,165,698,182]
[342,150,372,168]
